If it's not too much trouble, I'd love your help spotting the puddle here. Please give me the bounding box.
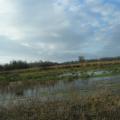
[0,75,120,106]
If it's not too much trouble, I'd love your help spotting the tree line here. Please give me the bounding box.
[0,60,58,71]
[0,56,120,71]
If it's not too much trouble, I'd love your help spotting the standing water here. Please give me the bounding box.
[0,75,120,106]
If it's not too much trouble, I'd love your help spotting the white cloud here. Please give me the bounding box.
[0,0,25,41]
[0,0,120,63]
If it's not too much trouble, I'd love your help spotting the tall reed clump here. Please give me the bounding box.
[0,92,119,120]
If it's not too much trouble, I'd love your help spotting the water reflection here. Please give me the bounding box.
[0,75,120,105]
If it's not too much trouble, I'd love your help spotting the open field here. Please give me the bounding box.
[0,60,120,86]
[0,61,120,120]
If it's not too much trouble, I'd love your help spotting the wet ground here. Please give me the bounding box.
[0,75,120,106]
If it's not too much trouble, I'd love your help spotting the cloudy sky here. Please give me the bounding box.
[0,0,120,63]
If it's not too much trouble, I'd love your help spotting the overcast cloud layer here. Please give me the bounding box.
[0,0,120,63]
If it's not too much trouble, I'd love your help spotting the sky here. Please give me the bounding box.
[0,0,120,63]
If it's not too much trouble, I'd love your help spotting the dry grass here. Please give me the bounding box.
[0,91,120,120]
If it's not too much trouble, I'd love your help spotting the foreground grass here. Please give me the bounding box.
[0,91,120,120]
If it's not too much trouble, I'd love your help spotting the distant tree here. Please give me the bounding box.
[0,65,3,71]
[3,60,29,70]
[29,60,58,68]
[11,60,29,69]
[78,56,85,63]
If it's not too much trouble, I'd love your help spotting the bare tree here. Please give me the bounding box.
[78,56,85,63]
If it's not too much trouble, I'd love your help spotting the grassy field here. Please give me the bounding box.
[0,90,120,120]
[0,62,120,120]
[0,62,120,86]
